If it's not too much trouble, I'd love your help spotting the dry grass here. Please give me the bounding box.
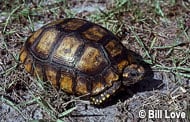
[0,0,190,121]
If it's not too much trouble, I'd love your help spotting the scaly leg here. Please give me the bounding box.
[90,81,121,105]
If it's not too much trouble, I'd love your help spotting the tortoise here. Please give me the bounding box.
[19,18,145,105]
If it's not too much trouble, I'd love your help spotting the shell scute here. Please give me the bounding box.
[52,36,83,66]
[76,45,108,74]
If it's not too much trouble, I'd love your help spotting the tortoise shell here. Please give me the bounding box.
[19,18,144,105]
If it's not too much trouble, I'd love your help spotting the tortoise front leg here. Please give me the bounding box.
[90,81,121,105]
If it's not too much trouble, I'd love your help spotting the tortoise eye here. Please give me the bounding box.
[129,70,138,77]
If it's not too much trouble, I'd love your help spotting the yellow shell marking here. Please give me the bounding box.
[75,77,88,95]
[60,73,73,93]
[92,81,105,95]
[24,55,33,73]
[117,60,129,72]
[45,67,57,87]
[28,29,42,45]
[104,69,119,86]
[19,47,27,64]
[105,40,122,57]
[63,19,87,30]
[76,46,106,73]
[53,36,82,65]
[36,29,58,58]
[82,26,107,42]
[20,48,33,73]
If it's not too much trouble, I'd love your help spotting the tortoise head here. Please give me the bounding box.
[122,64,145,86]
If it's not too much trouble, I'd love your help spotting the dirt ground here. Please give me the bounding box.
[0,0,190,122]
